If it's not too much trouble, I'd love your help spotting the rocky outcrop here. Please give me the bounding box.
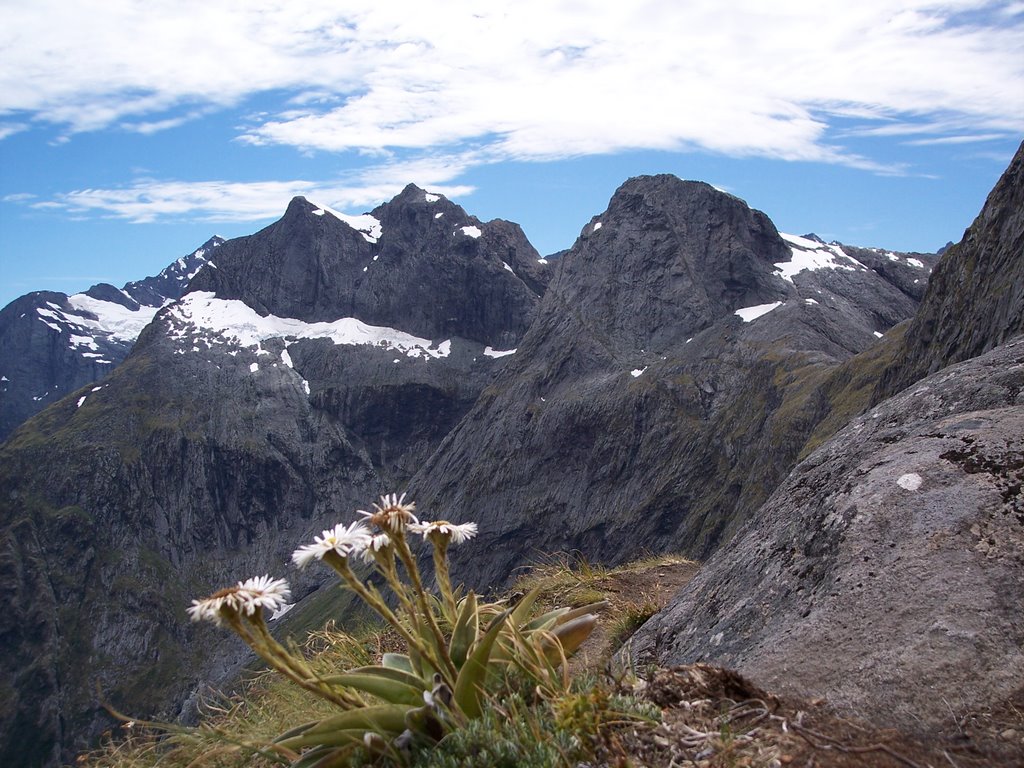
[631,337,1024,732]
[0,237,222,440]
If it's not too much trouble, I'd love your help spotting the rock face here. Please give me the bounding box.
[409,176,932,590]
[0,237,223,440]
[0,187,548,767]
[876,141,1024,399]
[631,142,1024,737]
[631,339,1024,731]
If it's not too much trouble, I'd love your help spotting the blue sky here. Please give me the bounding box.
[1,0,1022,309]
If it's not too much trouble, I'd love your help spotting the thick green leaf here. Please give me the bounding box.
[280,727,368,751]
[523,599,608,632]
[305,745,358,768]
[453,609,510,719]
[523,606,569,632]
[449,591,479,667]
[347,665,429,690]
[316,671,424,706]
[382,653,415,674]
[274,720,318,743]
[541,613,598,661]
[552,600,609,626]
[289,745,333,768]
[510,585,544,628]
[279,705,410,749]
[290,744,358,768]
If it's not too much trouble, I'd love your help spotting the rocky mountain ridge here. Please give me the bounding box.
[0,236,223,440]
[0,170,955,768]
[408,176,934,589]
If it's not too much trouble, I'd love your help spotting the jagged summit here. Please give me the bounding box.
[409,172,934,592]
[188,185,547,346]
[559,174,792,349]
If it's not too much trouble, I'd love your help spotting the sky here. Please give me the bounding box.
[1,0,1022,310]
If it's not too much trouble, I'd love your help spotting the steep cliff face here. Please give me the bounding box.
[632,144,1024,737]
[409,177,931,590]
[0,237,223,440]
[876,141,1024,400]
[0,188,547,766]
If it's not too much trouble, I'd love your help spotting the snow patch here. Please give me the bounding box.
[269,603,294,621]
[67,294,162,342]
[69,334,99,350]
[897,473,923,491]
[459,226,482,238]
[906,257,925,269]
[631,367,647,378]
[169,293,453,361]
[502,261,515,274]
[434,212,444,219]
[76,396,87,408]
[804,298,819,305]
[483,346,516,358]
[302,380,310,395]
[735,301,783,323]
[537,258,548,265]
[424,192,440,203]
[310,204,383,243]
[774,234,867,283]
[250,362,259,373]
[593,222,603,231]
[280,348,293,368]
[873,331,884,338]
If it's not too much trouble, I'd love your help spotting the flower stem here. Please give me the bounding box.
[391,531,458,682]
[326,552,451,680]
[431,540,458,623]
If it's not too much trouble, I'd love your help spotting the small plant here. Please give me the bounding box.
[606,594,663,649]
[184,494,605,766]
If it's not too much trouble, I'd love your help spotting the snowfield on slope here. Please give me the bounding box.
[167,292,452,359]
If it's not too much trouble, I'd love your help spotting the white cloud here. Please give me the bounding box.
[2,0,1021,186]
[34,156,477,223]
[0,122,27,140]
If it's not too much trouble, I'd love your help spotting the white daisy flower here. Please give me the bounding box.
[187,586,246,625]
[291,521,372,569]
[357,492,419,532]
[236,575,291,616]
[408,520,478,545]
[359,532,392,563]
